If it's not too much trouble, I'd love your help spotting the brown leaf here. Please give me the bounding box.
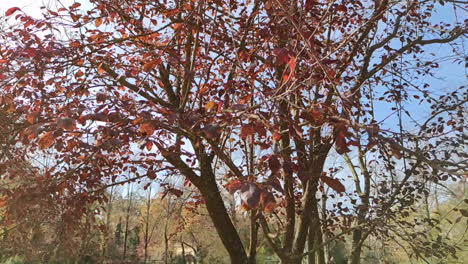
[38,131,54,149]
[388,140,402,159]
[320,175,345,193]
[161,188,183,199]
[97,65,106,75]
[75,70,84,78]
[140,121,157,136]
[148,169,156,179]
[231,104,248,111]
[202,124,221,139]
[268,155,281,173]
[26,111,40,124]
[57,118,75,130]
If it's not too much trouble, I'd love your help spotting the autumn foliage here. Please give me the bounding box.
[0,0,467,263]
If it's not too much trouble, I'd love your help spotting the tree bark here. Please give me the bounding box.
[307,224,316,264]
[102,185,114,259]
[144,186,152,263]
[349,230,363,264]
[198,166,249,264]
[248,210,258,264]
[123,186,133,259]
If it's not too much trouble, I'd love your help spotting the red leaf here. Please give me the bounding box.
[287,57,296,72]
[336,5,347,12]
[260,191,276,213]
[70,2,81,9]
[335,134,350,154]
[253,122,267,138]
[272,131,282,141]
[147,169,156,179]
[145,141,153,151]
[321,175,345,193]
[225,179,244,194]
[143,58,161,72]
[240,124,255,139]
[268,155,281,173]
[5,7,21,16]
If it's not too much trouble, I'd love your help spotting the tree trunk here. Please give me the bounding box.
[198,170,249,264]
[123,186,133,259]
[316,225,326,264]
[248,210,258,264]
[164,221,169,264]
[181,240,187,264]
[308,224,316,264]
[144,185,152,263]
[102,186,114,259]
[349,229,363,264]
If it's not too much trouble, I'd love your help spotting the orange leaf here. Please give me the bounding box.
[75,70,84,78]
[145,141,153,151]
[172,23,182,30]
[287,57,296,72]
[260,191,276,213]
[142,58,161,72]
[272,132,282,141]
[95,17,103,27]
[38,131,54,149]
[205,101,215,111]
[140,121,156,136]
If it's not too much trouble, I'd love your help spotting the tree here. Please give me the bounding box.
[0,1,466,264]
